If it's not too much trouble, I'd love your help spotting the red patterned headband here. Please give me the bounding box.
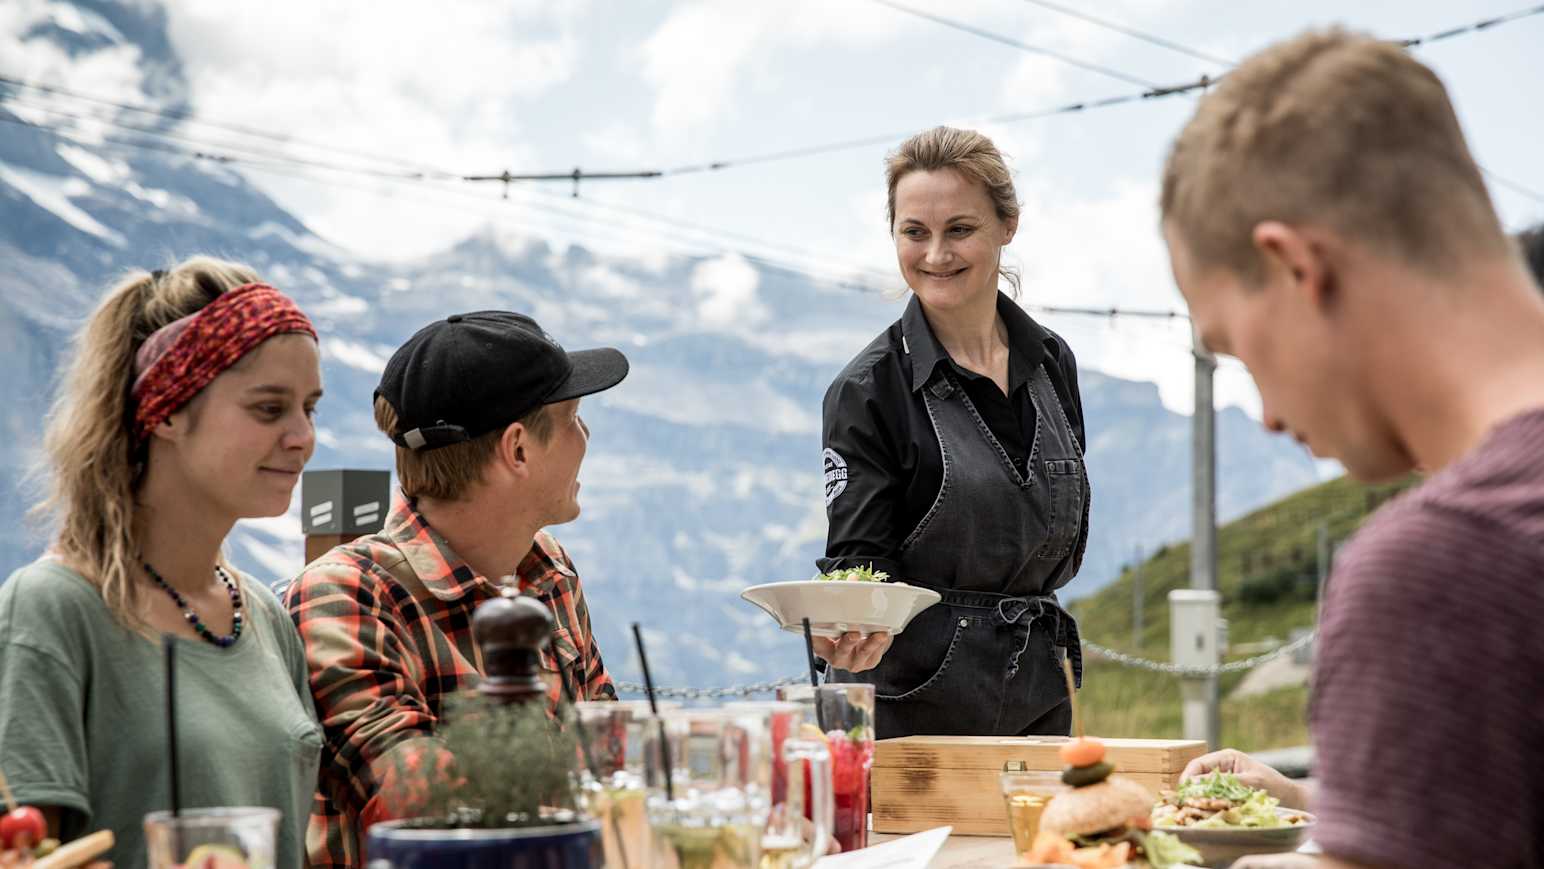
[131,282,317,442]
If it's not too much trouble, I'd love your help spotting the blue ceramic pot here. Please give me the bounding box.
[366,818,603,869]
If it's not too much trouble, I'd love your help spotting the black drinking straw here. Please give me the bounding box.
[630,623,673,800]
[163,635,180,817]
[553,645,630,869]
[801,618,820,688]
[163,635,182,860]
[801,618,828,732]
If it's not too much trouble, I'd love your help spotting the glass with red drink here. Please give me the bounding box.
[778,683,875,853]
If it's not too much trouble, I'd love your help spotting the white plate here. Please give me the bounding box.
[740,580,942,638]
[1155,808,1316,867]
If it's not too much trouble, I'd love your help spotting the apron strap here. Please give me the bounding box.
[928,588,1084,690]
[999,596,1083,690]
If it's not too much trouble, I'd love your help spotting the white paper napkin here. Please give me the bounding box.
[811,826,953,869]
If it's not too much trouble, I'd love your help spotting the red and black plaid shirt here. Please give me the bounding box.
[283,493,615,868]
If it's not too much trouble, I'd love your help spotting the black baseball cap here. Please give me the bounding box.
[376,311,629,451]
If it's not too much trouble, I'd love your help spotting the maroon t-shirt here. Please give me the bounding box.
[1311,409,1544,868]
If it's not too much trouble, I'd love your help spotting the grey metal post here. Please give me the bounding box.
[1191,325,1220,749]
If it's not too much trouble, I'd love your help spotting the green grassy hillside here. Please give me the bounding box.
[1070,472,1418,750]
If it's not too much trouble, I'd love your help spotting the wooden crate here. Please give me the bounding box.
[872,736,1207,836]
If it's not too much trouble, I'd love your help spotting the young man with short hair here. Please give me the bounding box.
[1162,29,1544,869]
[284,311,627,869]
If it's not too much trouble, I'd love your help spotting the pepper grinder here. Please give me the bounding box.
[471,589,553,705]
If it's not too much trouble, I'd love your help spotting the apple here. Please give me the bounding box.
[0,806,46,850]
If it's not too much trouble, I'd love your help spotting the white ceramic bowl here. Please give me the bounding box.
[1155,808,1316,867]
[739,580,942,638]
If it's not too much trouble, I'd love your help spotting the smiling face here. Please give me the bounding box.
[892,168,1017,313]
[156,333,323,519]
[1163,221,1414,481]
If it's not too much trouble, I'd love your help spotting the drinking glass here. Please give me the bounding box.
[144,807,280,869]
[722,700,806,807]
[999,764,1067,857]
[573,701,653,869]
[760,738,833,869]
[777,684,875,853]
[642,708,772,869]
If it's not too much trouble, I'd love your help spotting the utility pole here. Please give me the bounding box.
[1189,323,1221,749]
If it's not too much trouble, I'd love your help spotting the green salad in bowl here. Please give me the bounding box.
[814,565,890,583]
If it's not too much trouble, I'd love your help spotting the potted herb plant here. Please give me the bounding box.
[365,594,603,869]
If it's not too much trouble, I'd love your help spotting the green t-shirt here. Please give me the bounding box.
[0,559,320,869]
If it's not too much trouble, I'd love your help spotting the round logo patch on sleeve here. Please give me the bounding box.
[823,448,849,507]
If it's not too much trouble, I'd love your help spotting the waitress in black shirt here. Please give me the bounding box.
[816,126,1090,739]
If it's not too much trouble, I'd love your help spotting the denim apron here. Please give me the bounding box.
[835,351,1089,739]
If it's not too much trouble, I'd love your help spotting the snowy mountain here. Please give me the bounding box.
[0,1,1319,689]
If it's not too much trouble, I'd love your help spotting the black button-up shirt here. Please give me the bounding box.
[819,293,1087,584]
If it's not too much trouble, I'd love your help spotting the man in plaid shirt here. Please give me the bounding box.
[284,311,627,868]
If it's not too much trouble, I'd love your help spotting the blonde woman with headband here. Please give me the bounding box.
[0,258,324,869]
[818,127,1091,739]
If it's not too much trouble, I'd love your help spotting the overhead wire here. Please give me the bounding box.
[999,3,1544,208]
[1016,0,1236,66]
[10,107,1200,328]
[3,5,1539,187]
[654,3,1544,177]
[2,5,1537,312]
[865,0,1166,88]
[0,102,898,284]
[0,72,456,178]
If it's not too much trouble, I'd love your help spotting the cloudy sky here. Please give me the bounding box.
[6,0,1543,420]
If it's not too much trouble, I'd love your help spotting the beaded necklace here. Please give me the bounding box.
[144,562,244,648]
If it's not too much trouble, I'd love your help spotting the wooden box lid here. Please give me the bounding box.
[874,735,1207,774]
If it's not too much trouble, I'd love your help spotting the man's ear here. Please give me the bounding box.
[496,420,532,479]
[1252,221,1334,312]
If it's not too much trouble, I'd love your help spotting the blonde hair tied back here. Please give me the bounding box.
[34,256,261,628]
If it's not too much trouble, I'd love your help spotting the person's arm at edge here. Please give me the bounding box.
[283,560,447,829]
[813,371,905,671]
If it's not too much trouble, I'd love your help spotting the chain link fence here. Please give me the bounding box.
[611,632,1316,697]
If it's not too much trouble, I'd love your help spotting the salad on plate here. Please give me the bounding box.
[1151,772,1306,829]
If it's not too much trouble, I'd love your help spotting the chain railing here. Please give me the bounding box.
[611,675,808,700]
[611,632,1316,697]
[1081,631,1316,677]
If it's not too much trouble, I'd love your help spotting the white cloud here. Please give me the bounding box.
[0,2,147,145]
[323,338,391,375]
[691,252,766,329]
[161,0,587,259]
[640,3,766,135]
[636,0,920,140]
[578,263,643,300]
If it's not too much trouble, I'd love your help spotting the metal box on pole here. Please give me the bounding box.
[1170,588,1221,747]
[301,469,391,564]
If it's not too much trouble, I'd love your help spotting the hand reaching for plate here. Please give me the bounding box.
[811,631,892,672]
[1181,748,1310,810]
